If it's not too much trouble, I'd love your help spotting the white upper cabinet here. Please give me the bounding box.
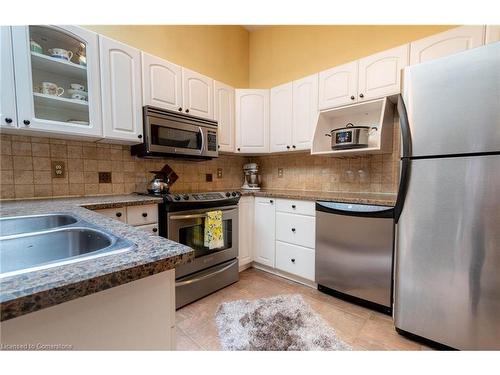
[292,73,318,150]
[485,25,500,44]
[182,68,213,120]
[235,89,270,153]
[253,197,276,268]
[99,35,143,143]
[214,80,235,152]
[11,25,102,138]
[318,61,358,110]
[358,44,409,101]
[410,26,485,65]
[141,52,182,112]
[0,27,17,129]
[270,82,293,152]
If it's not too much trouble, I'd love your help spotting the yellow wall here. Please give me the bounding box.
[248,25,456,88]
[84,25,249,88]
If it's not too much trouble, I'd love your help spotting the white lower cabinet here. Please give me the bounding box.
[242,197,316,283]
[94,203,159,232]
[253,197,276,267]
[276,211,315,249]
[238,196,254,268]
[276,241,315,281]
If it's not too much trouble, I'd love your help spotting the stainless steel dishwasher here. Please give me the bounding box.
[315,201,394,314]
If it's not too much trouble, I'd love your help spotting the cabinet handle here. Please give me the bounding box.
[350,95,355,100]
[152,227,158,233]
[270,200,274,204]
[292,145,296,149]
[178,107,183,111]
[286,145,290,149]
[359,93,364,98]
[138,134,143,139]
[142,212,148,217]
[291,258,296,263]
[237,148,241,151]
[185,109,190,113]
[291,228,296,232]
[23,120,30,126]
[292,205,296,209]
[5,117,12,124]
[218,145,221,149]
[116,212,122,218]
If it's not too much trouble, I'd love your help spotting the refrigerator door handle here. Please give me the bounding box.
[394,94,412,223]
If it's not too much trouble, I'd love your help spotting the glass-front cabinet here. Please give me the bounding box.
[11,25,102,138]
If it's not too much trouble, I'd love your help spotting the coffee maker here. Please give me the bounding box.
[241,163,261,191]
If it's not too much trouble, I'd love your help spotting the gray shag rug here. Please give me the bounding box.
[215,294,351,351]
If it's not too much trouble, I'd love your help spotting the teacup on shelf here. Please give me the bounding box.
[39,82,64,97]
[71,93,87,101]
[70,83,85,91]
[48,48,73,62]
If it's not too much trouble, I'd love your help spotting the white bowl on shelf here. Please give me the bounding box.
[67,89,88,97]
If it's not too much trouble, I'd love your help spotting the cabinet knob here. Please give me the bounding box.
[291,258,296,263]
[218,145,220,149]
[23,120,30,126]
[138,134,143,139]
[116,212,122,218]
[292,205,296,209]
[178,107,183,112]
[270,200,274,204]
[291,228,296,232]
[286,145,290,149]
[152,227,158,233]
[237,148,241,151]
[185,109,190,113]
[359,93,364,98]
[292,145,296,149]
[142,212,148,217]
[4,117,12,124]
[350,95,355,100]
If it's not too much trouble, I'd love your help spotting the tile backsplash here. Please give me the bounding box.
[0,122,399,200]
[0,134,247,200]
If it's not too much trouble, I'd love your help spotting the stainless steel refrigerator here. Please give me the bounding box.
[393,42,500,350]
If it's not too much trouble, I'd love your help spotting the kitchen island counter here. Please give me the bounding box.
[0,194,193,321]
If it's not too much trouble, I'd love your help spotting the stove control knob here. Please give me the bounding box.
[231,192,237,197]
[174,195,181,201]
[182,195,190,200]
[225,192,231,197]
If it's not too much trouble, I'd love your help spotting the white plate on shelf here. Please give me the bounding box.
[67,89,88,97]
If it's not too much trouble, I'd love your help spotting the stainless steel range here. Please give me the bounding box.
[152,191,241,309]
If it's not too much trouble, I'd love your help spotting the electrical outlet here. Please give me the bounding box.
[98,172,112,183]
[217,168,223,179]
[278,168,284,178]
[51,161,66,178]
[206,173,213,182]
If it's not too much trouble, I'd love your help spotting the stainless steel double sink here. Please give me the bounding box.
[0,213,136,278]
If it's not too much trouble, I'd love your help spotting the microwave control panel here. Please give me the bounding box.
[207,131,217,151]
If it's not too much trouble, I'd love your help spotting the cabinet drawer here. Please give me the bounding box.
[276,212,315,248]
[276,199,315,216]
[126,204,158,226]
[96,207,127,223]
[276,241,315,281]
[136,223,159,236]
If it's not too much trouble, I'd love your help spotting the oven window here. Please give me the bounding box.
[178,218,233,257]
[151,123,202,150]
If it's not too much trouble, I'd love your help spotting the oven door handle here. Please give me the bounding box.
[169,207,237,220]
[175,259,238,287]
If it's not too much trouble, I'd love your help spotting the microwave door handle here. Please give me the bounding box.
[199,126,205,154]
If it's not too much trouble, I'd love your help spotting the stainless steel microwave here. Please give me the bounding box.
[131,106,218,159]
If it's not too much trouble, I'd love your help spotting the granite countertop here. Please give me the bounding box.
[240,189,397,206]
[0,194,194,321]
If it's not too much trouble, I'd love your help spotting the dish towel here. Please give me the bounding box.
[204,210,224,249]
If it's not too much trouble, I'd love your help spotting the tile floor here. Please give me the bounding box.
[175,268,431,350]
